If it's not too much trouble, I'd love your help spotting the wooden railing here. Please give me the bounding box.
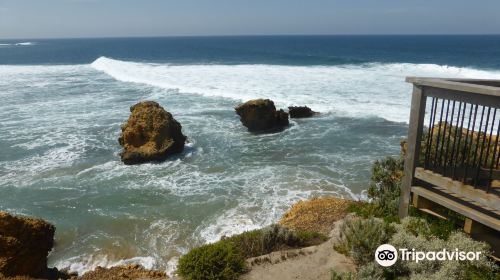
[399,77,500,236]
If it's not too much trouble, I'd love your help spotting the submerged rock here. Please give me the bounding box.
[288,106,316,118]
[0,212,56,278]
[235,99,289,132]
[118,101,186,165]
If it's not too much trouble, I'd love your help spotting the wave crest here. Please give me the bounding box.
[92,56,500,123]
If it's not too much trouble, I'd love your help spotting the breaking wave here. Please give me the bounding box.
[0,42,36,46]
[91,56,500,123]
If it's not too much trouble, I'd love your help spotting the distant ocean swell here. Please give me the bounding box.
[0,42,36,46]
[90,56,500,123]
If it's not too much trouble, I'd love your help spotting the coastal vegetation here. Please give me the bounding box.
[333,152,499,280]
[177,224,327,280]
[331,216,498,280]
[279,196,351,235]
[334,217,394,265]
[177,241,245,280]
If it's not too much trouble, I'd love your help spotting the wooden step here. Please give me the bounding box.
[415,167,500,212]
[411,186,500,231]
[432,185,500,216]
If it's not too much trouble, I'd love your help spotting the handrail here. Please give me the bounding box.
[399,77,500,218]
[405,77,500,97]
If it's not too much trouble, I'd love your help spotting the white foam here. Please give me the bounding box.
[55,255,156,276]
[198,210,262,244]
[165,257,179,277]
[91,57,500,123]
[15,42,36,46]
[0,42,36,46]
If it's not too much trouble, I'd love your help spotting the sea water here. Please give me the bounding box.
[1,35,500,275]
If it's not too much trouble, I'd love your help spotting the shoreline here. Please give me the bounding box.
[1,196,356,279]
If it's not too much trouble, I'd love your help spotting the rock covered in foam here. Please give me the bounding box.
[235,99,289,132]
[288,106,317,118]
[0,212,57,278]
[118,101,186,165]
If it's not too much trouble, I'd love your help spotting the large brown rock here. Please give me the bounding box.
[0,212,55,278]
[235,99,289,132]
[118,101,186,165]
[288,106,316,118]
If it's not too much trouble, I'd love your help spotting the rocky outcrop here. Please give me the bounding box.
[235,99,289,132]
[0,212,57,278]
[279,197,352,235]
[118,101,186,165]
[288,106,316,118]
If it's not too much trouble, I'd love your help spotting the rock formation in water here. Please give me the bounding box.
[0,211,59,278]
[118,101,186,165]
[235,99,289,132]
[288,106,316,118]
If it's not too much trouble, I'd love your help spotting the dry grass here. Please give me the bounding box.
[71,265,167,280]
[279,197,353,235]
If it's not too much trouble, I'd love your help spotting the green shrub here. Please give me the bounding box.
[334,216,394,265]
[367,156,404,219]
[261,223,297,252]
[293,229,326,246]
[387,218,498,280]
[224,224,326,259]
[408,207,461,240]
[177,241,245,280]
[179,224,327,279]
[400,216,432,239]
[355,262,386,280]
[334,217,498,280]
[331,262,385,280]
[330,270,355,280]
[348,156,403,221]
[347,201,382,218]
[223,228,265,259]
[339,149,498,279]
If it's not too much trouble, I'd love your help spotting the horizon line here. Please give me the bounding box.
[2,33,500,40]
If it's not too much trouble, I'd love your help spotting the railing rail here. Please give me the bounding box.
[399,77,500,218]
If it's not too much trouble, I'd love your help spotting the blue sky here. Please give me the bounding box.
[1,0,499,38]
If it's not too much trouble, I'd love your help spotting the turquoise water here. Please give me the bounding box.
[1,36,500,274]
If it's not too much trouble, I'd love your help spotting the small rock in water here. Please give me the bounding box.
[118,101,186,165]
[288,106,316,118]
[235,99,289,132]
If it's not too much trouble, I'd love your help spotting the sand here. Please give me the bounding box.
[242,211,356,280]
[241,232,355,279]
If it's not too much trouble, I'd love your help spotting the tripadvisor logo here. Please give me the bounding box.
[375,244,398,267]
[375,244,482,267]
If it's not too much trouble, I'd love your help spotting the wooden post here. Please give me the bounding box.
[399,85,427,218]
[464,218,500,259]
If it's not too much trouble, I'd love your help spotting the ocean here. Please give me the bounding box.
[1,35,500,275]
